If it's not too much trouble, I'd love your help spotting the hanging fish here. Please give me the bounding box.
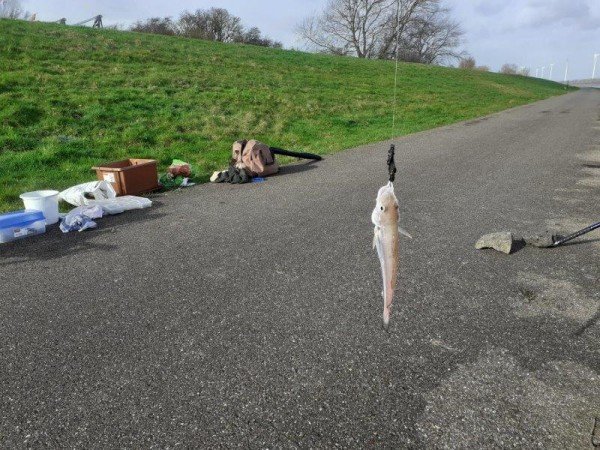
[372,181,412,330]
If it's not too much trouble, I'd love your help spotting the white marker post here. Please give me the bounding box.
[564,61,569,83]
[593,54,599,79]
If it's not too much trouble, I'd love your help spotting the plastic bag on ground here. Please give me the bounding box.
[59,181,117,206]
[59,205,104,233]
[86,195,152,214]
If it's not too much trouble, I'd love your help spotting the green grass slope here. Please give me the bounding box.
[0,19,572,212]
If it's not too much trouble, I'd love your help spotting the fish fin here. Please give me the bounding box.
[398,226,413,239]
[372,227,380,249]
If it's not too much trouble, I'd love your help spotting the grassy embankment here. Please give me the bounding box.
[0,19,573,211]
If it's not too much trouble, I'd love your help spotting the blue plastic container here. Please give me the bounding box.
[0,210,46,244]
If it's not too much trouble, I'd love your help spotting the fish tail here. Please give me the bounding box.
[382,309,390,331]
[382,282,393,330]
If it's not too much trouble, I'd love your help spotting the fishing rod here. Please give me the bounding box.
[550,221,600,247]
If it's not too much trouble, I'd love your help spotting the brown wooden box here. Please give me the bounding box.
[92,159,159,196]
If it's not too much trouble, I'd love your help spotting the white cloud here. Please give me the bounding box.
[447,0,600,79]
[514,0,600,30]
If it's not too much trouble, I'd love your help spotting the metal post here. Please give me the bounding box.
[92,15,103,28]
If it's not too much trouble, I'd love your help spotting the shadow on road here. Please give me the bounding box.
[0,204,166,265]
[573,308,600,337]
[276,160,320,176]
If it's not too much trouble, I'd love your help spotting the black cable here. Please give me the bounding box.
[270,147,322,161]
[387,144,396,182]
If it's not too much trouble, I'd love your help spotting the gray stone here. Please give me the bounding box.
[475,232,515,254]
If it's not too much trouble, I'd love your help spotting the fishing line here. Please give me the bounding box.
[388,0,402,183]
[391,0,402,140]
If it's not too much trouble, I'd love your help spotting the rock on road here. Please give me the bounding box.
[1,90,599,448]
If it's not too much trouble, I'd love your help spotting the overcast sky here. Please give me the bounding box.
[20,0,600,80]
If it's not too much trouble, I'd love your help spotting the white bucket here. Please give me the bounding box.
[19,190,60,225]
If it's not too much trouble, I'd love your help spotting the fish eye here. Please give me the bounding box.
[380,206,384,211]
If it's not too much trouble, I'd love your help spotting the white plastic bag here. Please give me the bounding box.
[59,205,104,233]
[86,196,152,214]
[59,181,117,207]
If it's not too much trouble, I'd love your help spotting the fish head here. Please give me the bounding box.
[372,182,399,227]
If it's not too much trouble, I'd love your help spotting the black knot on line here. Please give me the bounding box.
[387,144,396,183]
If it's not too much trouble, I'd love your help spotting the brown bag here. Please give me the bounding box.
[232,140,279,177]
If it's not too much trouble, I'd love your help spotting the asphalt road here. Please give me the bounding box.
[1,90,599,448]
[571,80,600,89]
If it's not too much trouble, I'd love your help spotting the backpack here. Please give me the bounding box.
[232,139,279,177]
[210,140,322,184]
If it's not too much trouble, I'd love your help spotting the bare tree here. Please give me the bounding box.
[131,17,177,36]
[392,1,463,64]
[517,67,530,76]
[298,0,396,58]
[500,63,518,75]
[238,27,282,48]
[475,65,490,72]
[376,0,428,59]
[131,8,281,48]
[178,8,243,42]
[297,0,463,64]
[0,0,29,19]
[459,56,476,69]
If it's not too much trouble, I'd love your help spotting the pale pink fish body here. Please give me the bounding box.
[372,182,410,329]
